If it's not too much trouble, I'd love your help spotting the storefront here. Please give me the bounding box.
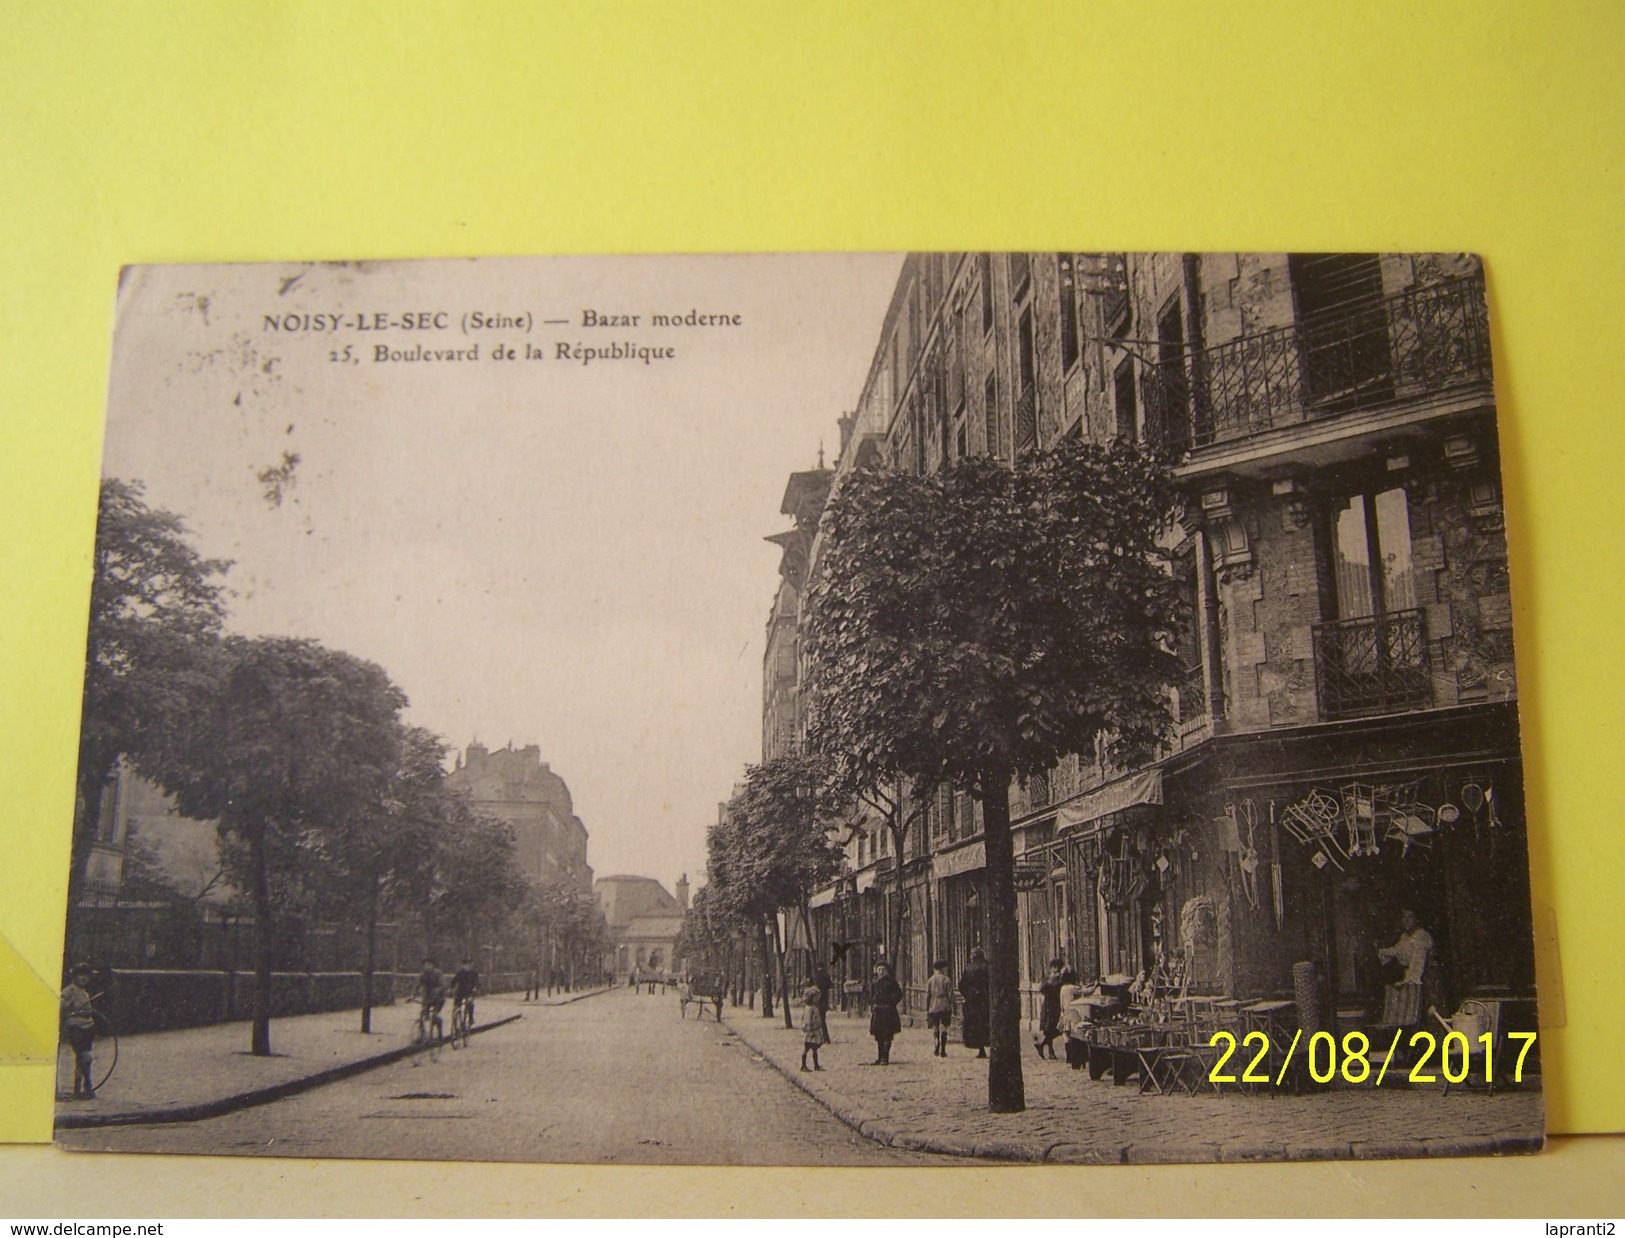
[1004,702,1533,1033]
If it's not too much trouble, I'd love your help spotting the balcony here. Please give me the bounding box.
[1312,608,1432,720]
[1145,273,1491,454]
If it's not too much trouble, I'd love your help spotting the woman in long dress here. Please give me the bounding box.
[957,947,990,1059]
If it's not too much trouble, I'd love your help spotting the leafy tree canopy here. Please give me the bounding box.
[706,753,846,926]
[803,438,1187,796]
[72,479,230,895]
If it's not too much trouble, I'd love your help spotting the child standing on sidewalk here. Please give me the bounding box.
[800,981,827,1072]
[926,959,953,1057]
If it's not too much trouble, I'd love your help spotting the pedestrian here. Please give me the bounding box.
[1058,969,1087,1069]
[869,961,903,1065]
[1035,957,1065,1059]
[525,967,539,1002]
[958,946,990,1058]
[60,963,99,1100]
[925,959,953,1056]
[800,981,827,1072]
[1376,907,1439,1026]
[812,964,834,1045]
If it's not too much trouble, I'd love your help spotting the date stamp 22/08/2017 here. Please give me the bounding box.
[1207,1029,1539,1089]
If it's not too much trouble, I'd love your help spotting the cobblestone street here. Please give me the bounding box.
[723,1003,1544,1164]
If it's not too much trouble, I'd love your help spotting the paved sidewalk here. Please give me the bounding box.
[723,1005,1544,1164]
[54,987,610,1129]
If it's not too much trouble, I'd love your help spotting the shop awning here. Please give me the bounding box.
[1056,769,1163,833]
[855,867,881,893]
[932,840,986,880]
[808,885,838,909]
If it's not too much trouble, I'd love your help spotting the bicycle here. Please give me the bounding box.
[450,997,473,1049]
[413,1001,444,1063]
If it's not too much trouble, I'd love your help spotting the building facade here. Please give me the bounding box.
[787,252,1531,1028]
[446,742,594,893]
[595,873,689,979]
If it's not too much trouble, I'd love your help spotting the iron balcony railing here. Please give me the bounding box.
[1312,607,1432,720]
[1142,273,1491,450]
[1175,661,1206,725]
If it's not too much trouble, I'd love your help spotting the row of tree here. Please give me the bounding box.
[72,479,607,1054]
[697,439,1185,1112]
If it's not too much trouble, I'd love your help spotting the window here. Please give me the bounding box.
[1102,252,1130,338]
[1151,298,1189,449]
[1289,253,1392,407]
[1331,488,1415,620]
[979,253,993,334]
[1014,308,1038,453]
[1314,486,1429,718]
[1009,251,1031,294]
[1057,254,1080,372]
[1173,549,1204,722]
[983,370,999,459]
[1113,357,1138,440]
[1016,306,1035,393]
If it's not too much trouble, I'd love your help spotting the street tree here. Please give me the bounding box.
[709,754,846,1028]
[425,798,531,967]
[160,635,408,1055]
[802,439,1185,1112]
[72,479,229,904]
[308,725,445,1032]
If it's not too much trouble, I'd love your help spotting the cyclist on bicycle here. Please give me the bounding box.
[451,957,480,1028]
[414,957,447,1036]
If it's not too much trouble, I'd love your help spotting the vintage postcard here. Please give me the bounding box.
[57,253,1541,1165]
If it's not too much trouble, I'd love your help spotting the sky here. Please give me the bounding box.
[102,254,905,894]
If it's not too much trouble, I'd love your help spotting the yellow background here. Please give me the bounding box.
[3,0,1623,1212]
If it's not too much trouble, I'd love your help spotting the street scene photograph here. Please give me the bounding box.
[56,252,1542,1167]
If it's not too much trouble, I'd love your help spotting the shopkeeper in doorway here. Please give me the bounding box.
[1376,908,1438,1026]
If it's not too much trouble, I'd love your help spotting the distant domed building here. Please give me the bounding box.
[595,873,690,980]
[445,742,594,893]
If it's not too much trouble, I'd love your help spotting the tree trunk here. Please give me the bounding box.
[888,822,907,981]
[68,768,109,909]
[756,919,775,1018]
[773,915,792,1029]
[248,818,274,1057]
[360,871,380,1034]
[980,776,1025,1112]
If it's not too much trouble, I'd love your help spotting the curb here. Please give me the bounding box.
[720,1014,1544,1166]
[720,1012,1049,1165]
[512,985,614,1007]
[56,1013,525,1130]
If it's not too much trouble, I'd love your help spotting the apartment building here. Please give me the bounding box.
[786,252,1531,1028]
